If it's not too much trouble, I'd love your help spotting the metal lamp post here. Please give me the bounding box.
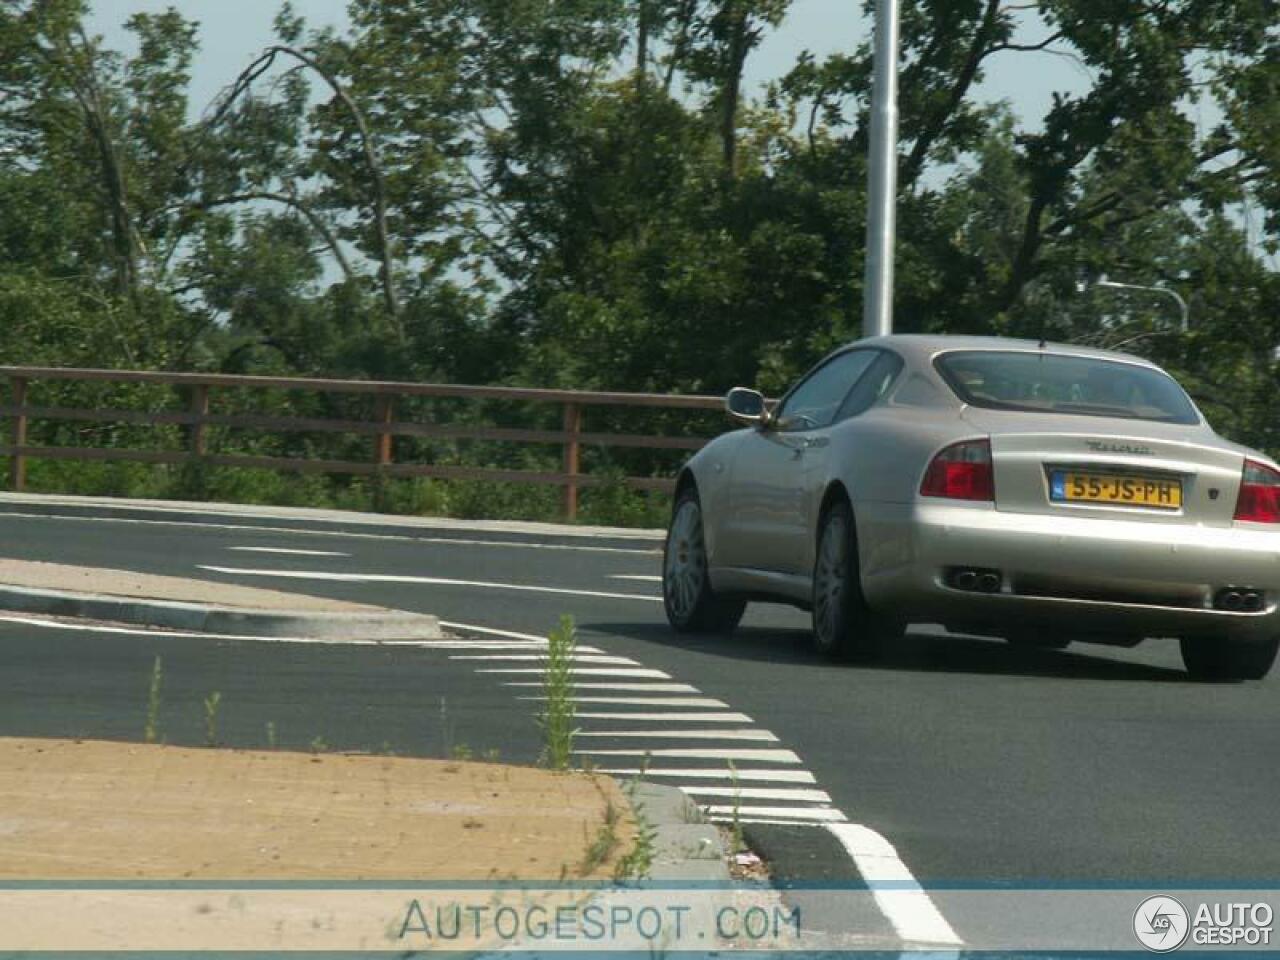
[1094,277,1190,333]
[862,0,901,339]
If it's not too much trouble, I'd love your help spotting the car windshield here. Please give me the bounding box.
[935,351,1200,425]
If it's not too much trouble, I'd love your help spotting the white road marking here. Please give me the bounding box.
[440,621,551,643]
[503,682,698,692]
[596,768,818,783]
[576,748,802,763]
[577,729,778,742]
[608,574,662,583]
[198,565,662,603]
[706,805,847,823]
[826,823,963,946]
[575,711,751,722]
[445,611,961,948]
[518,697,730,708]
[480,667,670,678]
[679,786,833,803]
[229,546,351,557]
[399,641,614,653]
[449,654,639,665]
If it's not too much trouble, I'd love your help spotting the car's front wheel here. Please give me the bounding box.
[812,500,900,661]
[1180,635,1279,681]
[663,488,746,634]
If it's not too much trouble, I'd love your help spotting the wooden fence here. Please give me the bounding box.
[0,367,727,520]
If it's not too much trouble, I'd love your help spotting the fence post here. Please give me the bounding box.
[8,376,27,492]
[374,395,394,466]
[189,385,210,457]
[562,402,582,521]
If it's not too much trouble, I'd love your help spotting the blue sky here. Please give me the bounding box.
[87,0,1094,130]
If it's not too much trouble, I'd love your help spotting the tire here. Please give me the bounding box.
[1180,635,1279,681]
[812,499,899,661]
[662,488,746,634]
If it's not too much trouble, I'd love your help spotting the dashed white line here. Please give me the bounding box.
[575,712,751,722]
[518,697,730,708]
[706,805,847,823]
[826,823,963,946]
[197,566,661,603]
[449,655,639,665]
[448,614,961,947]
[577,729,779,741]
[608,575,662,583]
[479,667,670,678]
[440,621,550,642]
[577,748,802,763]
[229,546,351,557]
[596,768,819,783]
[503,682,699,692]
[679,786,833,803]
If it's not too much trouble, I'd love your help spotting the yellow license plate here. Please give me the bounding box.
[1051,472,1182,508]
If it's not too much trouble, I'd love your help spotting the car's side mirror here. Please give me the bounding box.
[725,387,769,426]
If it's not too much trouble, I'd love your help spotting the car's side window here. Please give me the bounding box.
[775,350,878,431]
[835,351,904,422]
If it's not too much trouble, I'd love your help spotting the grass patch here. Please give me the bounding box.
[539,615,578,771]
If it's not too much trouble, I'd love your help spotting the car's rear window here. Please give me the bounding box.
[934,351,1200,425]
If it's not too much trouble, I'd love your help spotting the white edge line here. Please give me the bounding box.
[229,546,351,557]
[826,823,963,947]
[517,697,730,708]
[680,786,833,802]
[593,768,818,783]
[576,729,778,741]
[574,712,752,722]
[440,621,548,643]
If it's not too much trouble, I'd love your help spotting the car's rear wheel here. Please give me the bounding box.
[1180,635,1279,681]
[663,488,745,634]
[812,500,899,661]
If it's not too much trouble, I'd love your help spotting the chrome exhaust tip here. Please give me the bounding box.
[978,572,1002,594]
[1241,591,1263,613]
[954,570,978,591]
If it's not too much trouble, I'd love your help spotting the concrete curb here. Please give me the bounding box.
[621,780,730,883]
[0,584,442,639]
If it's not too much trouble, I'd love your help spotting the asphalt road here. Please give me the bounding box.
[1,501,1278,946]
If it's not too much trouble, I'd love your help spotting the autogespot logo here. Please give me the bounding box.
[1134,896,1191,952]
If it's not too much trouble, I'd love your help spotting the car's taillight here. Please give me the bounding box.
[1234,459,1280,523]
[921,439,994,502]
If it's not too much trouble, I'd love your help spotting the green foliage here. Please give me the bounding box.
[0,0,1277,511]
[144,655,163,745]
[538,615,579,771]
[203,691,222,747]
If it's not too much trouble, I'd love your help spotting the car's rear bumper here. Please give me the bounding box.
[859,501,1280,641]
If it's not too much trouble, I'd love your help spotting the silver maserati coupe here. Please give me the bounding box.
[661,334,1280,680]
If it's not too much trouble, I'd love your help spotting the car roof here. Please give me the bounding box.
[851,334,1160,370]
